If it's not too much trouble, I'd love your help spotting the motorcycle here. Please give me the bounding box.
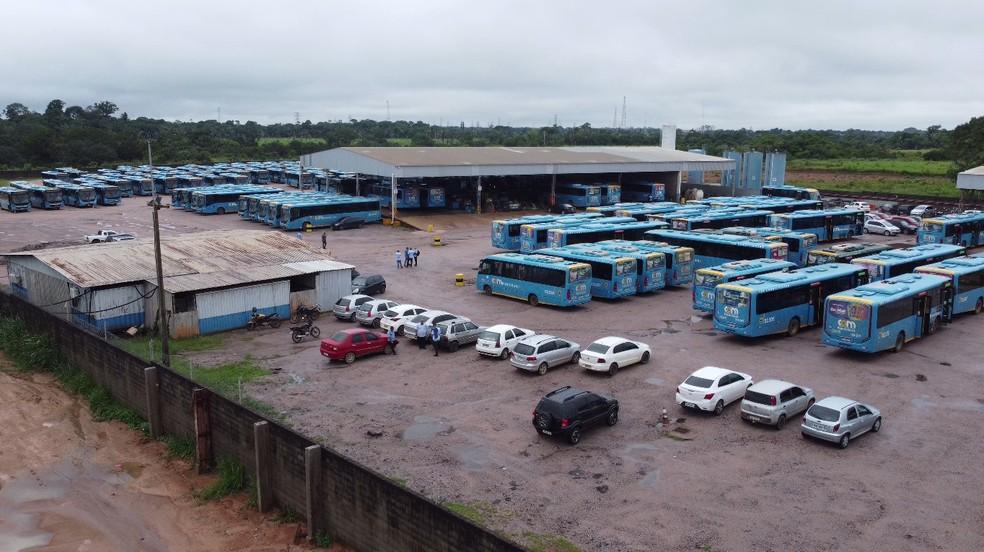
[247,309,282,330]
[290,304,321,323]
[290,321,321,343]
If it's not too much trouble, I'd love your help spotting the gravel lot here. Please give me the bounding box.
[3,196,983,551]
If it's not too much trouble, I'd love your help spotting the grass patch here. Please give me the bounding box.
[274,506,301,524]
[787,157,954,176]
[523,532,582,552]
[162,434,196,460]
[313,532,333,548]
[389,476,408,488]
[386,138,412,146]
[445,501,490,524]
[195,457,248,501]
[119,333,225,356]
[258,137,326,145]
[793,176,960,199]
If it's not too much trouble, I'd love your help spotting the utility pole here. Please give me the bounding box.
[148,140,170,367]
[621,96,627,129]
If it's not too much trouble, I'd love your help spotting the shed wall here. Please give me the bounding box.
[6,257,73,320]
[316,268,353,308]
[196,281,290,334]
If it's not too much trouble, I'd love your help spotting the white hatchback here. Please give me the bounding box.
[578,336,651,376]
[675,366,754,415]
[475,324,535,359]
[378,304,428,335]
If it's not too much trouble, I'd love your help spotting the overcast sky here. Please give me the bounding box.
[4,0,982,130]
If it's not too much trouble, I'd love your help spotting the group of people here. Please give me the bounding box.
[385,322,443,356]
[395,247,420,269]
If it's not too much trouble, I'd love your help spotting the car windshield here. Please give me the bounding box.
[329,331,348,342]
[684,375,714,388]
[514,343,535,355]
[336,298,350,307]
[352,277,367,286]
[744,390,774,405]
[808,405,841,422]
[478,330,500,341]
[382,310,399,317]
[586,343,610,354]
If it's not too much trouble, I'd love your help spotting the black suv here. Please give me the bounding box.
[532,386,619,445]
[352,274,386,295]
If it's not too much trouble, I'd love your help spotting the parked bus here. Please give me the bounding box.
[286,170,315,189]
[371,182,421,209]
[537,246,638,299]
[737,198,823,213]
[619,181,666,202]
[0,187,32,212]
[615,202,688,221]
[720,227,819,267]
[851,243,966,282]
[128,176,155,196]
[645,228,788,270]
[554,183,602,208]
[762,184,821,201]
[477,253,591,307]
[670,209,773,231]
[190,187,274,214]
[281,197,382,231]
[44,181,96,207]
[915,254,984,316]
[587,202,645,216]
[153,175,179,195]
[572,241,666,293]
[173,187,206,210]
[599,183,621,205]
[222,172,250,185]
[176,174,204,191]
[546,220,669,248]
[519,216,635,253]
[693,258,797,313]
[916,210,984,247]
[806,242,892,266]
[249,169,271,184]
[823,273,952,353]
[11,182,63,209]
[85,182,121,205]
[421,186,446,208]
[714,263,870,338]
[41,170,70,182]
[601,240,694,286]
[768,208,864,242]
[491,214,601,250]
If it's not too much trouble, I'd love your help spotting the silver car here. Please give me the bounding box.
[437,318,484,352]
[740,379,815,429]
[354,299,400,327]
[801,396,882,449]
[510,334,581,376]
[333,294,373,321]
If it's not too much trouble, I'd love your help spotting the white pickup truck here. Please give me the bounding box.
[85,230,136,243]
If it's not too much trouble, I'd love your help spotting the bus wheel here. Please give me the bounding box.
[217,207,225,215]
[975,298,983,315]
[893,332,905,353]
[483,285,492,296]
[528,294,539,306]
[786,317,801,337]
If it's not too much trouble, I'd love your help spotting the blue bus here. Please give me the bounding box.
[192,187,280,214]
[421,186,446,208]
[372,182,421,209]
[127,176,155,196]
[720,227,819,267]
[44,181,96,207]
[519,216,636,253]
[84,182,121,205]
[850,243,966,282]
[693,259,796,313]
[173,186,207,210]
[670,209,773,231]
[0,187,32,212]
[599,183,621,205]
[250,169,271,184]
[491,214,601,250]
[587,202,646,216]
[805,242,892,267]
[286,170,315,189]
[576,241,666,293]
[11,182,63,209]
[202,174,226,186]
[536,247,638,299]
[240,192,293,218]
[546,220,669,248]
[645,229,788,271]
[916,254,984,315]
[154,175,179,194]
[222,172,250,185]
[610,240,695,286]
[714,263,870,338]
[270,193,343,227]
[823,273,952,353]
[477,253,592,307]
[281,197,382,231]
[252,193,314,222]
[762,184,820,201]
[615,202,689,221]
[554,184,602,208]
[768,208,864,242]
[619,181,666,202]
[177,174,204,191]
[737,198,823,213]
[916,210,984,247]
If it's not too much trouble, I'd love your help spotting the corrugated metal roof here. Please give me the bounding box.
[5,230,352,289]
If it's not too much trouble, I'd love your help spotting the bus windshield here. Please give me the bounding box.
[694,272,722,287]
[569,266,590,281]
[615,260,634,275]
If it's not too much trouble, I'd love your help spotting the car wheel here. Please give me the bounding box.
[570,351,580,364]
[975,298,983,315]
[863,228,869,234]
[310,326,321,338]
[499,348,509,360]
[380,285,386,293]
[640,351,650,363]
[713,400,724,416]
[383,344,393,355]
[344,352,356,364]
[872,417,882,432]
[483,285,492,296]
[449,341,459,352]
[608,363,619,377]
[787,317,801,337]
[568,427,581,445]
[838,433,850,449]
[607,409,619,426]
[893,332,905,353]
[537,362,548,376]
[807,398,815,409]
[527,294,539,306]
[775,414,786,430]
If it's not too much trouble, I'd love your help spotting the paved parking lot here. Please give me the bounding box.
[3,200,983,551]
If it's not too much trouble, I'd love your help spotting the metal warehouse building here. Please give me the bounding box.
[5,231,353,338]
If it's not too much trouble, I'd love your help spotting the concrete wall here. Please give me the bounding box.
[0,292,525,552]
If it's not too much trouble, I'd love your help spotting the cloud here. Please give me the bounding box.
[2,0,982,130]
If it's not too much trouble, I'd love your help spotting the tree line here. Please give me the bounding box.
[2,99,981,175]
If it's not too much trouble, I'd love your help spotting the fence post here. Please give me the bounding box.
[144,367,161,438]
[254,421,273,513]
[305,445,323,542]
[193,388,213,473]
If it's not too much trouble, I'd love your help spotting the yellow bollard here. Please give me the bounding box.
[382,218,392,226]
[432,235,442,246]
[393,220,401,227]
[427,224,434,233]
[455,273,464,286]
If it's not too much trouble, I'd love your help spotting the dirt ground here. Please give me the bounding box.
[3,194,984,551]
[0,358,315,552]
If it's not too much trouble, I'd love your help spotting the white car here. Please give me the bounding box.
[578,336,651,376]
[909,205,933,218]
[847,201,871,212]
[864,219,900,236]
[675,366,754,415]
[402,311,467,339]
[378,304,428,335]
[475,324,535,359]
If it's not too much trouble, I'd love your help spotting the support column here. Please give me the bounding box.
[253,421,273,513]
[144,367,161,439]
[550,174,556,207]
[476,176,482,215]
[390,174,397,223]
[193,388,213,473]
[304,445,323,542]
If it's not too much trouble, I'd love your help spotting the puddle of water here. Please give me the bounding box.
[402,416,453,441]
[644,377,664,386]
[453,446,489,471]
[912,396,984,412]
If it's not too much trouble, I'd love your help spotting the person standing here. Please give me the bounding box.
[406,247,415,268]
[321,231,327,250]
[404,247,410,269]
[387,327,398,354]
[413,247,420,267]
[416,322,428,349]
[395,249,402,269]
[430,323,441,356]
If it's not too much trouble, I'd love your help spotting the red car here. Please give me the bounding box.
[320,328,394,364]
